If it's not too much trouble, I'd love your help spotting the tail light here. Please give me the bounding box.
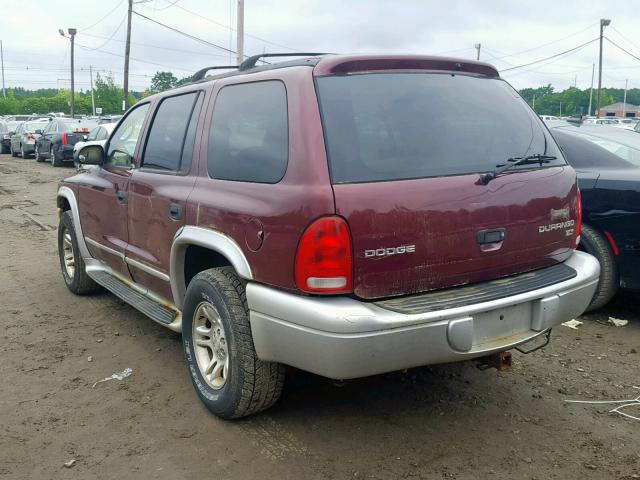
[61,133,69,145]
[4,134,12,139]
[575,188,582,248]
[295,216,353,294]
[26,134,35,141]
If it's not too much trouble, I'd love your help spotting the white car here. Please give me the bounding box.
[540,115,560,121]
[73,122,117,161]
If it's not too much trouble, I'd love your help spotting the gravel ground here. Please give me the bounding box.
[0,153,638,480]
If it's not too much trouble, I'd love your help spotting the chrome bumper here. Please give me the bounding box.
[247,251,600,379]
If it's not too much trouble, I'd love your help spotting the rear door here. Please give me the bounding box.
[78,103,150,279]
[316,71,578,299]
[125,91,204,300]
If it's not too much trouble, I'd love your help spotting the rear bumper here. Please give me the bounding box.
[247,251,600,379]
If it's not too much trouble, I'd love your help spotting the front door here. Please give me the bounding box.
[126,91,204,300]
[78,103,151,279]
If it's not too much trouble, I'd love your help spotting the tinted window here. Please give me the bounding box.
[180,93,204,174]
[570,131,640,167]
[60,119,99,133]
[106,103,150,167]
[142,92,199,172]
[316,73,564,183]
[552,130,634,169]
[208,81,288,183]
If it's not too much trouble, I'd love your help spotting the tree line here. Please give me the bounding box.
[1,70,637,117]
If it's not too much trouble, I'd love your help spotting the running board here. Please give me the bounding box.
[88,270,181,331]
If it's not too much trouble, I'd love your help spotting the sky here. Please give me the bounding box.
[2,0,640,93]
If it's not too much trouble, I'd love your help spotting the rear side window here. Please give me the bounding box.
[316,73,564,183]
[208,81,288,183]
[142,91,200,172]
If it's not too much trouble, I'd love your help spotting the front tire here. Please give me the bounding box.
[10,144,18,157]
[182,267,284,419]
[579,224,619,311]
[58,211,100,295]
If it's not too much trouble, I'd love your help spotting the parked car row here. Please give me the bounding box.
[1,116,119,167]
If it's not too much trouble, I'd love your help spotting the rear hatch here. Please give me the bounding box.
[315,59,579,299]
[61,120,97,145]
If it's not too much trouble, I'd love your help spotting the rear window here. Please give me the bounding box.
[316,73,564,183]
[60,120,99,133]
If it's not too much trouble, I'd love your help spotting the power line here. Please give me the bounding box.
[168,2,300,52]
[604,37,640,63]
[82,14,127,51]
[488,23,596,61]
[501,38,599,72]
[609,26,640,54]
[79,0,126,32]
[75,42,193,72]
[80,32,230,57]
[132,10,236,55]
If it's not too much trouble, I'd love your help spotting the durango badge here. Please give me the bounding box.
[538,220,575,233]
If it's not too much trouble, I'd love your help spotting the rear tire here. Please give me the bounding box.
[51,146,64,167]
[58,211,100,295]
[10,144,18,157]
[20,144,30,159]
[35,147,44,162]
[579,224,619,311]
[182,267,284,419]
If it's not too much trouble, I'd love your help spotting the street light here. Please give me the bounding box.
[596,18,611,118]
[59,28,77,118]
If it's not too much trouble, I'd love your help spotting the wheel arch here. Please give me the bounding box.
[57,186,91,259]
[170,226,253,310]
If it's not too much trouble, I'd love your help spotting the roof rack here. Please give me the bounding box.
[192,65,238,81]
[239,53,330,71]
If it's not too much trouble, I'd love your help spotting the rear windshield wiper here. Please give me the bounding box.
[478,154,557,185]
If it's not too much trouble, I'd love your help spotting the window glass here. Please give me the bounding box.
[180,93,204,174]
[573,132,640,167]
[106,103,150,167]
[208,81,288,183]
[87,127,100,141]
[316,73,564,183]
[142,92,199,172]
[15,123,23,134]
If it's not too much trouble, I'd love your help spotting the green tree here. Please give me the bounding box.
[150,71,178,93]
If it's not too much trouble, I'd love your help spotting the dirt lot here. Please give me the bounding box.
[0,153,638,480]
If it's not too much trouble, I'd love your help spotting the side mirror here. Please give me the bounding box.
[78,144,105,166]
[35,129,42,135]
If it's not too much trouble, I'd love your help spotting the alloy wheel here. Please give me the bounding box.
[192,302,229,390]
[62,228,75,279]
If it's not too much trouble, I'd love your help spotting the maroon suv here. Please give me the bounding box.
[57,54,600,419]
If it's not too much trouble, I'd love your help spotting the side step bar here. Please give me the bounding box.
[88,270,181,331]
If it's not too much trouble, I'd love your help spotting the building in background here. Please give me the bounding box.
[599,102,640,118]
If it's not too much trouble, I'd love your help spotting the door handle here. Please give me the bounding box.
[116,191,128,204]
[169,203,182,220]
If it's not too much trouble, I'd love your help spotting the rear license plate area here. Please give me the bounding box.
[472,302,533,347]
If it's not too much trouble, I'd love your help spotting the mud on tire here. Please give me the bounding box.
[58,211,100,295]
[182,267,285,419]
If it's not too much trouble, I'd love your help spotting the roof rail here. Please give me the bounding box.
[238,53,330,71]
[192,65,238,81]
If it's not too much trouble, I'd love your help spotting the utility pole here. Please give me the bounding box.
[588,63,595,116]
[69,28,76,118]
[123,0,133,111]
[236,0,244,66]
[60,29,77,116]
[574,74,577,88]
[533,94,536,110]
[623,79,628,117]
[597,18,611,118]
[89,65,96,116]
[560,102,562,117]
[0,40,5,98]
[474,43,481,60]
